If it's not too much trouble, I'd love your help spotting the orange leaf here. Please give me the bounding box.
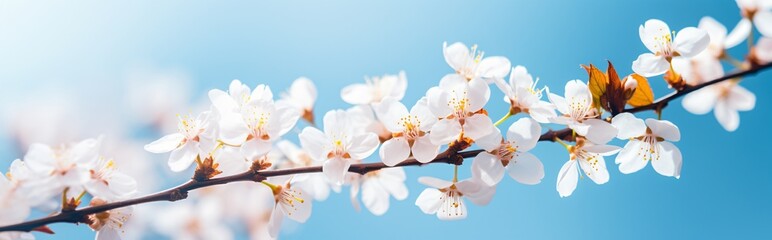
[626,74,655,107]
[582,64,607,110]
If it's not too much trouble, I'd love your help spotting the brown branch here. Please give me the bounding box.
[1,62,771,234]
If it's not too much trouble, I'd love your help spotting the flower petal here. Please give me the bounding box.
[323,157,350,185]
[217,112,250,145]
[267,204,285,238]
[379,138,410,166]
[168,142,199,172]
[361,179,390,216]
[443,42,470,72]
[240,139,272,161]
[556,160,579,197]
[714,98,740,132]
[682,87,720,115]
[611,113,647,139]
[583,119,618,145]
[373,98,409,133]
[725,18,752,48]
[508,152,544,185]
[674,27,710,58]
[652,142,683,178]
[415,188,444,214]
[699,16,727,52]
[208,89,238,113]
[528,102,557,124]
[467,78,491,112]
[144,133,185,153]
[412,136,440,163]
[418,176,453,189]
[462,114,494,141]
[429,119,462,145]
[471,152,505,186]
[298,127,329,161]
[507,117,542,152]
[640,19,671,53]
[645,119,681,141]
[578,154,609,185]
[477,56,512,80]
[474,128,502,152]
[547,91,569,115]
[754,10,772,37]
[632,53,669,77]
[340,84,372,105]
[348,133,379,160]
[426,86,452,118]
[616,140,649,174]
[727,84,756,111]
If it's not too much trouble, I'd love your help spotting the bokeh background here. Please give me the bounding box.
[1,0,770,239]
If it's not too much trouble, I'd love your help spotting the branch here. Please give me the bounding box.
[1,62,771,234]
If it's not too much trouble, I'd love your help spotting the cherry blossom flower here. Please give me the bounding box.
[299,110,379,184]
[443,42,511,84]
[632,19,710,77]
[556,138,620,197]
[155,197,233,240]
[279,77,317,124]
[341,71,407,105]
[346,105,392,142]
[276,140,339,201]
[373,98,439,166]
[144,112,211,172]
[24,138,102,195]
[349,168,408,216]
[472,118,544,186]
[6,159,56,207]
[493,66,556,123]
[427,74,494,145]
[87,198,132,240]
[414,176,494,220]
[612,113,683,178]
[697,16,751,59]
[82,157,138,199]
[264,178,312,238]
[0,173,34,240]
[754,36,772,63]
[736,0,772,37]
[547,80,618,144]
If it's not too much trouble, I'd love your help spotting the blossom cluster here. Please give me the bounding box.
[2,1,772,239]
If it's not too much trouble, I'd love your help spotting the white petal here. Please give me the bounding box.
[556,160,579,197]
[682,87,720,115]
[756,37,772,63]
[410,98,438,131]
[415,188,444,214]
[267,205,285,238]
[467,78,491,112]
[583,119,618,145]
[298,127,329,161]
[285,190,312,223]
[632,53,669,77]
[474,128,502,152]
[652,142,683,178]
[464,183,495,206]
[217,112,250,145]
[348,133,379,160]
[240,139,272,161]
[583,145,622,156]
[323,157,350,185]
[443,42,470,72]
[251,84,274,102]
[208,89,238,113]
[144,133,184,153]
[323,109,348,136]
[611,113,647,139]
[640,19,671,53]
[379,138,410,166]
[95,228,120,240]
[645,119,681,141]
[341,83,373,105]
[426,86,452,118]
[361,179,390,216]
[508,152,544,185]
[754,10,772,37]
[564,80,591,103]
[411,136,440,163]
[471,152,505,186]
[699,16,727,51]
[168,142,199,172]
[725,18,752,48]
[274,104,301,137]
[429,119,462,145]
[509,65,534,90]
[578,154,609,185]
[547,92,569,115]
[714,99,740,132]
[727,85,756,111]
[674,27,710,58]
[23,143,56,173]
[528,102,557,124]
[289,77,317,109]
[436,198,467,221]
[616,140,649,174]
[373,98,409,132]
[477,56,512,79]
[379,168,409,200]
[507,117,541,152]
[418,176,453,189]
[462,114,494,141]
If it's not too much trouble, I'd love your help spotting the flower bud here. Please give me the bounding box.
[623,76,638,100]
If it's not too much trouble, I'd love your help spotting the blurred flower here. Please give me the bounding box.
[82,157,138,199]
[275,140,339,201]
[493,66,556,123]
[472,118,544,186]
[345,105,392,142]
[632,19,710,77]
[556,138,620,197]
[697,16,751,59]
[264,178,312,238]
[87,198,132,240]
[155,197,233,240]
[547,80,618,144]
[349,168,408,216]
[612,113,683,178]
[279,77,317,124]
[735,0,772,37]
[443,42,511,84]
[0,172,34,240]
[427,74,494,145]
[414,176,494,220]
[341,71,407,105]
[144,112,212,172]
[299,110,379,184]
[754,36,772,63]
[373,98,439,166]
[23,138,103,196]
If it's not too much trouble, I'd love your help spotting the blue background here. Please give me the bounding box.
[1,0,770,239]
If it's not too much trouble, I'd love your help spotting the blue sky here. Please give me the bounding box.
[1,0,771,239]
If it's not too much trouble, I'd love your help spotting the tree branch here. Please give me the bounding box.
[1,62,770,234]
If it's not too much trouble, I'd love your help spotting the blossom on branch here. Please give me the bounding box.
[414,176,494,220]
[612,113,683,178]
[472,117,544,186]
[547,80,618,144]
[493,65,556,123]
[341,71,407,105]
[632,19,710,77]
[373,98,439,166]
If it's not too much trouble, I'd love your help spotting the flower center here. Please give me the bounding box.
[457,44,485,81]
[275,185,305,216]
[447,90,471,121]
[177,114,201,140]
[244,106,271,141]
[438,185,464,217]
[495,143,517,166]
[633,128,666,161]
[327,138,351,159]
[90,158,115,185]
[398,115,423,140]
[653,31,676,58]
[568,96,595,122]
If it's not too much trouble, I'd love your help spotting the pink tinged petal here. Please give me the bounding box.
[373,99,409,132]
[323,157,350,185]
[472,152,505,186]
[578,154,609,185]
[477,56,512,80]
[556,160,579,197]
[632,53,669,77]
[645,119,681,141]
[418,176,453,189]
[508,152,544,185]
[611,113,647,139]
[528,102,557,124]
[754,10,772,37]
[415,188,444,214]
[168,142,199,172]
[274,104,301,137]
[462,114,494,141]
[426,86,452,117]
[756,37,772,63]
[467,78,491,112]
[208,89,238,113]
[341,83,373,105]
[583,119,618,145]
[362,179,390,216]
[699,16,727,50]
[411,98,437,131]
[144,133,185,153]
[674,27,710,58]
[727,85,756,111]
[507,117,542,152]
[640,19,671,53]
[412,136,440,163]
[616,140,649,174]
[443,41,470,71]
[652,142,683,178]
[217,112,250,145]
[240,139,272,161]
[429,119,462,145]
[583,145,622,156]
[475,128,502,152]
[379,138,410,166]
[682,87,720,115]
[251,84,274,102]
[267,205,285,238]
[348,133,379,159]
[298,127,329,161]
[714,99,740,132]
[547,92,570,115]
[725,18,752,48]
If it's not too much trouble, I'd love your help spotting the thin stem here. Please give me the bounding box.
[453,165,459,182]
[493,112,512,126]
[722,55,745,69]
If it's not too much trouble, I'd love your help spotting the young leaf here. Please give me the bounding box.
[582,64,607,110]
[626,74,654,107]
